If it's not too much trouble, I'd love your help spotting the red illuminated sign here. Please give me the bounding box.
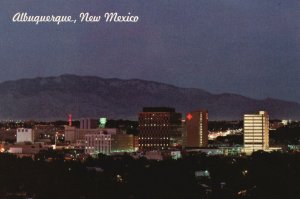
[187,113,193,120]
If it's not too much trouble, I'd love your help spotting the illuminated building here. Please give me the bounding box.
[85,132,112,155]
[138,107,182,151]
[16,128,34,143]
[111,133,138,153]
[8,143,43,156]
[65,125,116,144]
[33,124,62,143]
[65,118,109,147]
[244,111,269,154]
[185,110,208,148]
[85,129,137,155]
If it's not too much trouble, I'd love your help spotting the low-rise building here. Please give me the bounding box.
[65,125,117,144]
[85,132,112,155]
[85,129,138,156]
[17,128,34,143]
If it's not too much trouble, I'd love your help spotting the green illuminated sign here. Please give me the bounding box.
[99,118,107,128]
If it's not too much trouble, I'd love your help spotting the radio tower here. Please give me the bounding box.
[68,114,72,126]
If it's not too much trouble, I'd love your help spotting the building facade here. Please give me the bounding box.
[185,110,208,148]
[33,124,63,143]
[65,125,117,144]
[244,111,269,154]
[111,134,138,153]
[85,133,112,155]
[80,118,99,129]
[138,107,182,151]
[16,128,34,143]
[85,129,137,155]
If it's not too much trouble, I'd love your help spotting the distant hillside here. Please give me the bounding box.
[0,74,299,120]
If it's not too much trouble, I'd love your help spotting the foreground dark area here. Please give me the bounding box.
[0,152,299,199]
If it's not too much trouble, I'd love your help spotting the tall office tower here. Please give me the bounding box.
[185,110,208,148]
[244,111,269,154]
[138,107,182,151]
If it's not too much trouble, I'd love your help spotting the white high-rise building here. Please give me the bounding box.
[244,111,269,154]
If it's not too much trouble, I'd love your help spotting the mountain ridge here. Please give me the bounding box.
[0,74,299,121]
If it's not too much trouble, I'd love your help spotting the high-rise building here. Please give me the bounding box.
[138,107,182,151]
[185,110,208,148]
[244,111,269,154]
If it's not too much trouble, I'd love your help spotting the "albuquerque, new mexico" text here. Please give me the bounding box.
[12,12,139,25]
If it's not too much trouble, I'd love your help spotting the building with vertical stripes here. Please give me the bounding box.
[185,110,208,148]
[244,111,269,154]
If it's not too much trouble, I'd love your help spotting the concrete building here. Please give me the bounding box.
[65,118,112,146]
[244,111,269,154]
[111,133,138,153]
[8,143,43,155]
[17,128,34,143]
[85,132,112,155]
[33,124,63,143]
[80,118,99,129]
[65,125,117,145]
[7,143,44,159]
[185,110,208,148]
[84,129,137,155]
[138,107,182,151]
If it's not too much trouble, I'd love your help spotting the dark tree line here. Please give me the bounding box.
[0,151,300,199]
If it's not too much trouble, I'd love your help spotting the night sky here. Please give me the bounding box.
[0,0,299,103]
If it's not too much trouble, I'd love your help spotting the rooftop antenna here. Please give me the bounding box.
[68,114,72,126]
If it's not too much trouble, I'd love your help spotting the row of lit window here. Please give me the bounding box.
[244,134,265,136]
[85,146,110,149]
[95,138,110,141]
[86,147,94,149]
[139,144,169,147]
[87,142,111,146]
[86,138,111,141]
[244,134,266,137]
[244,146,265,148]
[142,117,166,120]
[244,130,264,132]
[139,137,169,140]
[244,137,264,139]
[140,124,168,127]
[141,112,169,118]
[244,125,264,128]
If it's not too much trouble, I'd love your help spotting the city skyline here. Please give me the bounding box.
[0,1,299,198]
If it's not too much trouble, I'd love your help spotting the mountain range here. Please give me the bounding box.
[0,74,299,121]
